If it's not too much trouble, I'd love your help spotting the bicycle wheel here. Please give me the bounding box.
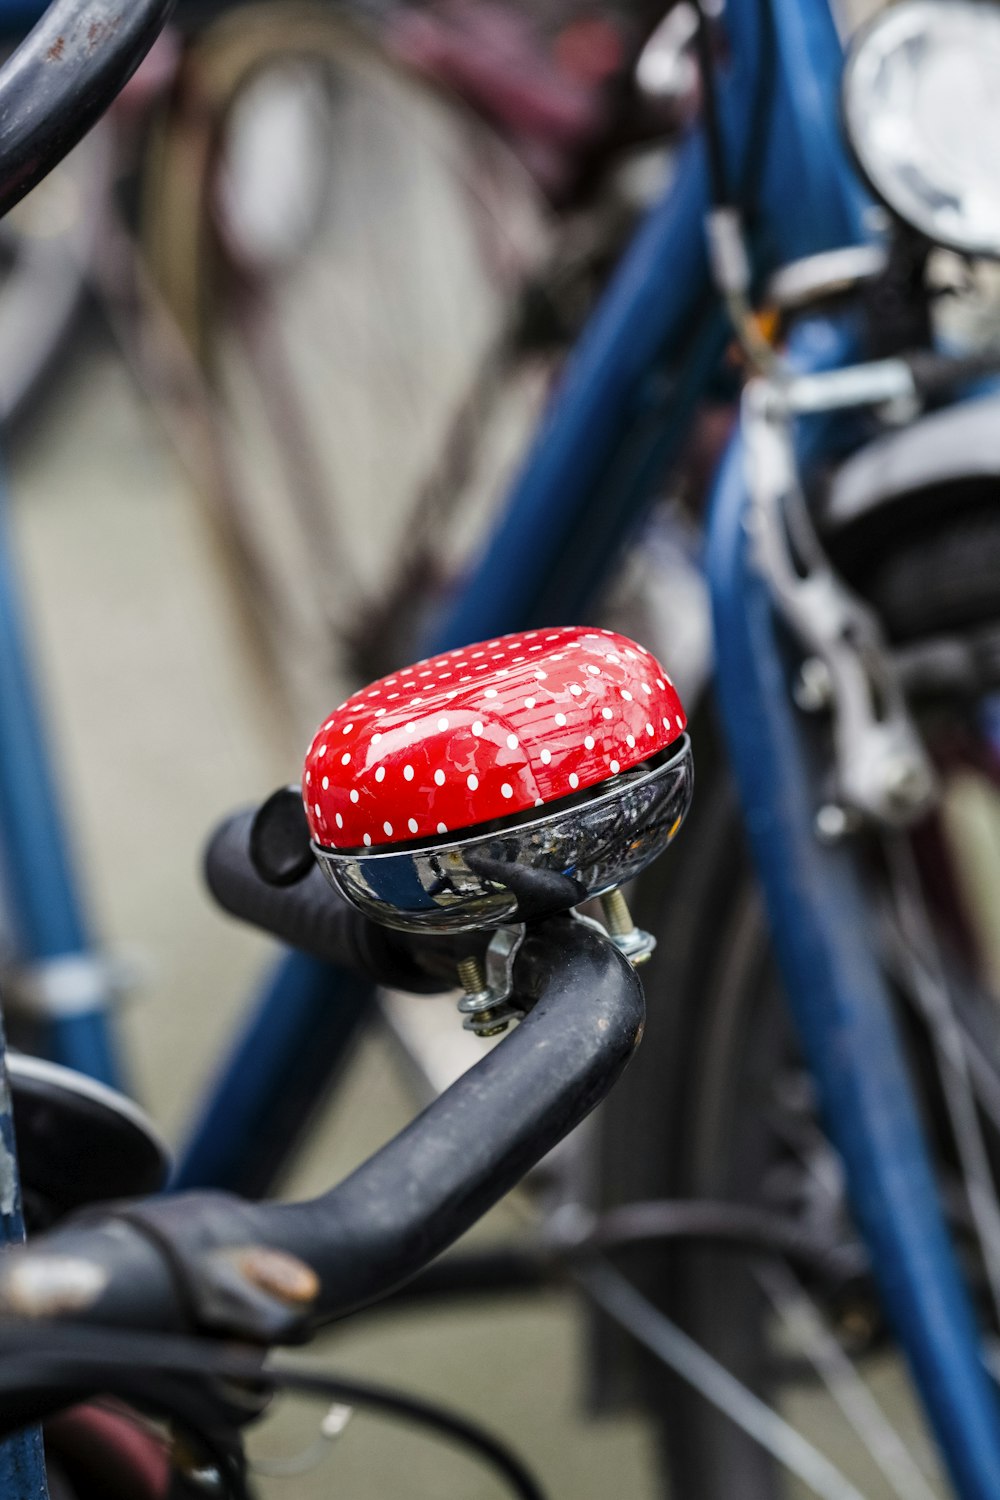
[596,502,1000,1498]
[140,3,555,736]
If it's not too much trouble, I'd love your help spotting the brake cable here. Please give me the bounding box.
[0,1322,547,1500]
[693,0,782,374]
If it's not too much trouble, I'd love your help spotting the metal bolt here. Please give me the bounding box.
[602,888,634,937]
[793,657,833,713]
[456,956,488,995]
[456,955,510,1037]
[600,889,656,965]
[815,803,850,843]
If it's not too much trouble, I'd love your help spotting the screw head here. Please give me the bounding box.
[793,657,833,714]
[815,803,850,843]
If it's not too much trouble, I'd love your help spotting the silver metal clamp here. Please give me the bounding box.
[742,375,938,830]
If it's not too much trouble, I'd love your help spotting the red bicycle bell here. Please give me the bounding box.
[303,626,692,951]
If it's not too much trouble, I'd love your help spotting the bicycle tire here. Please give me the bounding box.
[138,2,554,738]
[598,506,1000,1498]
[852,504,1000,643]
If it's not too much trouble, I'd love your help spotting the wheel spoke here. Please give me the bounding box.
[575,1257,868,1500]
[756,1260,940,1500]
[884,833,1000,1328]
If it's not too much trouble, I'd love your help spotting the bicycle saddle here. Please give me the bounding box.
[301,626,692,934]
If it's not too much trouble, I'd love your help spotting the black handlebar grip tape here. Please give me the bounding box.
[204,811,449,995]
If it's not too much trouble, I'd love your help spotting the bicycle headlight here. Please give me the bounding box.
[842,0,1000,259]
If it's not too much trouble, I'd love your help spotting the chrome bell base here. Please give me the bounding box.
[313,737,693,934]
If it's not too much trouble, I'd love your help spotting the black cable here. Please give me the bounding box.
[740,0,779,217]
[265,1369,545,1500]
[580,1198,866,1284]
[381,1197,866,1312]
[0,1324,546,1500]
[692,0,732,208]
[690,0,778,218]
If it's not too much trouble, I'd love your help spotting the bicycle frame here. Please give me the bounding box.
[0,0,998,1495]
[0,487,124,1087]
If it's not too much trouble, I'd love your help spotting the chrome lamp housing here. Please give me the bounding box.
[842,0,1000,259]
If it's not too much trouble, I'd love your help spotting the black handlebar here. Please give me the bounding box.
[0,917,644,1342]
[205,808,458,993]
[0,0,173,217]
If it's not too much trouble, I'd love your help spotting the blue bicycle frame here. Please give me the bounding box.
[1,0,998,1492]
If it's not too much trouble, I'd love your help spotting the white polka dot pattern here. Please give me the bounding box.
[303,626,686,850]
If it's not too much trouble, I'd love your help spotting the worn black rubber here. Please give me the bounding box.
[866,508,1000,643]
[204,807,456,994]
[0,918,644,1343]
